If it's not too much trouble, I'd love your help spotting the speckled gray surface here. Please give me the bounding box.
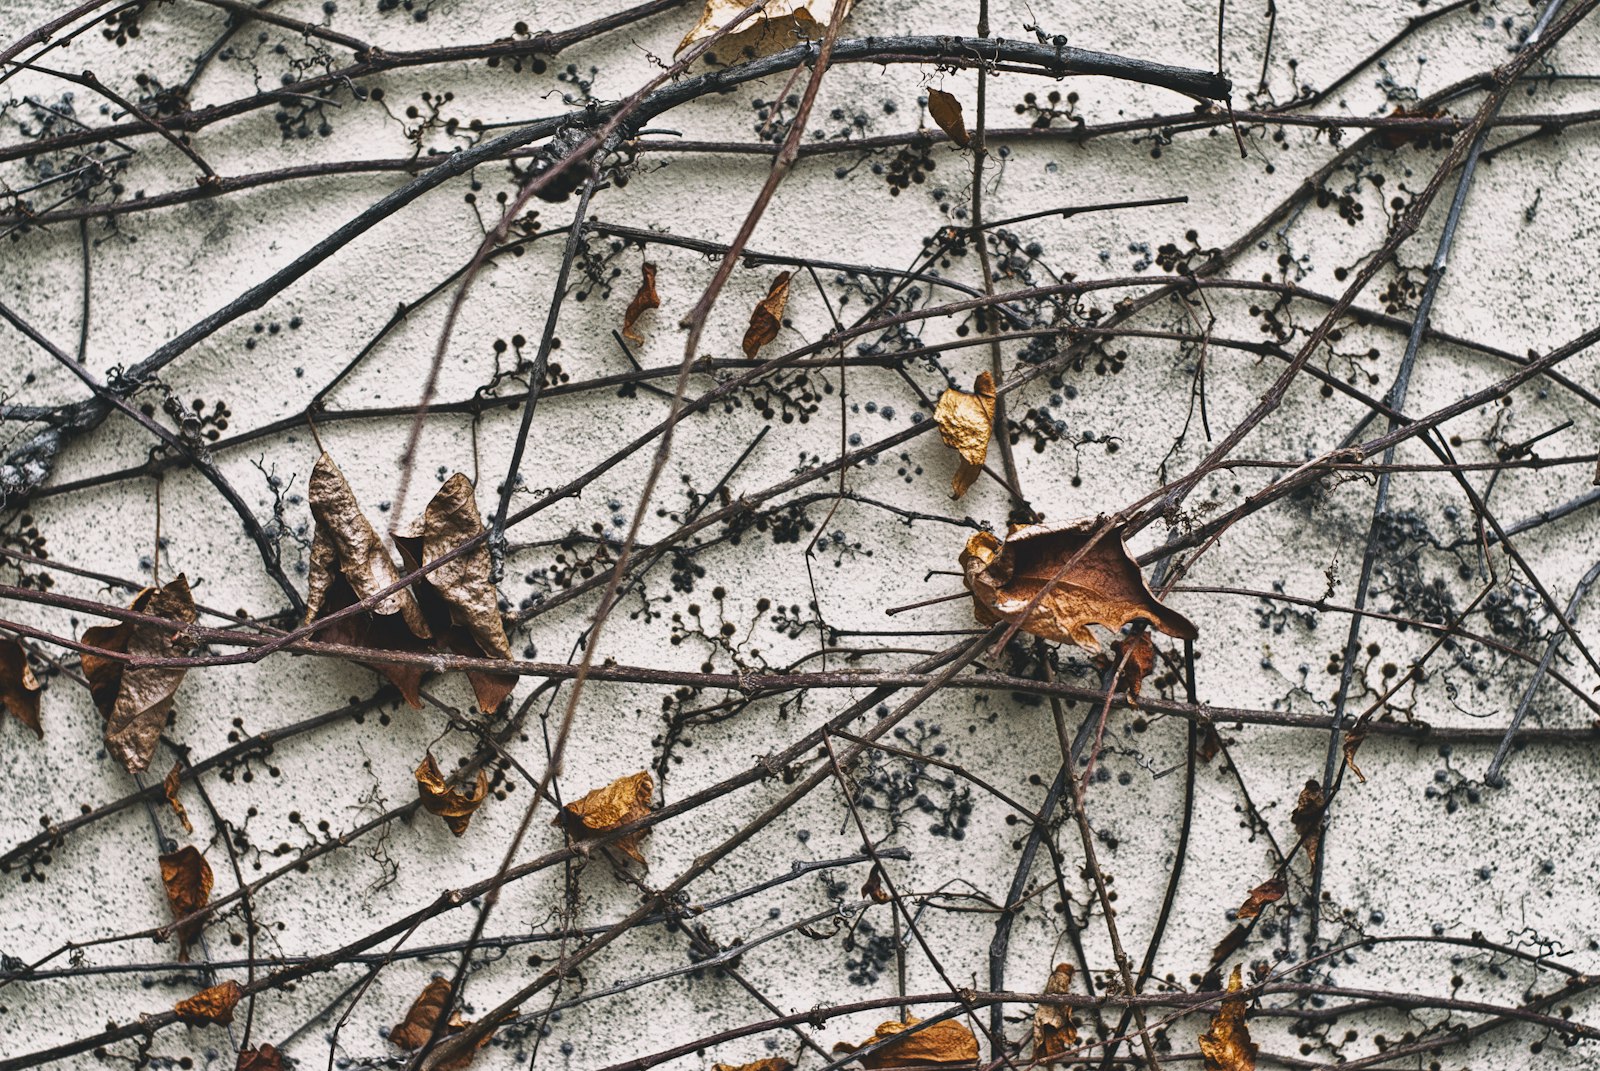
[2,0,1599,1067]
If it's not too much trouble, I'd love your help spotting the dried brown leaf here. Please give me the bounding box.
[389,977,465,1048]
[80,615,131,718]
[79,575,197,773]
[0,637,42,738]
[1379,105,1448,150]
[175,979,241,1026]
[676,0,853,64]
[394,473,515,712]
[1196,723,1224,764]
[237,1045,284,1071]
[416,752,489,836]
[554,770,653,865]
[959,520,1198,652]
[163,761,193,834]
[1291,779,1325,869]
[389,977,494,1067]
[1113,632,1157,702]
[1342,723,1369,784]
[159,844,213,959]
[314,597,431,705]
[1031,962,1079,1062]
[306,453,432,706]
[307,455,430,633]
[933,371,995,497]
[1235,877,1285,920]
[742,271,791,358]
[833,1017,980,1068]
[1209,925,1248,973]
[1198,965,1257,1071]
[713,1061,794,1071]
[622,262,660,344]
[926,89,970,147]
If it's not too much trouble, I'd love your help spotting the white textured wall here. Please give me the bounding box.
[2,0,1599,1068]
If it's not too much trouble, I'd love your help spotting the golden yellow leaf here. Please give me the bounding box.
[80,575,197,773]
[159,845,212,960]
[622,262,661,344]
[933,371,995,498]
[0,636,42,738]
[1235,877,1285,920]
[742,272,792,358]
[926,89,970,147]
[415,752,489,836]
[174,979,241,1026]
[163,761,193,834]
[1031,962,1079,1062]
[554,770,653,865]
[958,520,1197,652]
[676,0,854,64]
[833,1017,979,1068]
[394,473,516,712]
[305,453,432,707]
[1291,780,1325,869]
[1198,965,1257,1071]
[713,1061,794,1071]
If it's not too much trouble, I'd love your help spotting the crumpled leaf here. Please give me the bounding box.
[959,520,1198,652]
[416,752,489,836]
[307,455,429,630]
[159,845,213,960]
[934,371,995,497]
[0,636,43,738]
[861,863,891,903]
[305,453,432,707]
[389,977,495,1067]
[1235,877,1285,920]
[1379,104,1449,150]
[833,1017,980,1068]
[1032,962,1079,1062]
[389,977,465,1048]
[1209,926,1247,975]
[1111,632,1157,702]
[237,1045,284,1071]
[163,761,193,834]
[394,474,516,712]
[742,272,791,358]
[1342,728,1368,784]
[713,1061,794,1071]
[175,979,241,1026]
[1198,965,1257,1071]
[80,578,196,768]
[554,770,653,865]
[926,89,970,147]
[1291,779,1325,869]
[676,0,853,64]
[622,262,660,344]
[79,575,197,774]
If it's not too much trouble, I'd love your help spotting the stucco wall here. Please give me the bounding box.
[2,0,1599,1067]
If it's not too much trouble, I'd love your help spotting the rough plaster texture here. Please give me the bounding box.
[1,0,1599,1068]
